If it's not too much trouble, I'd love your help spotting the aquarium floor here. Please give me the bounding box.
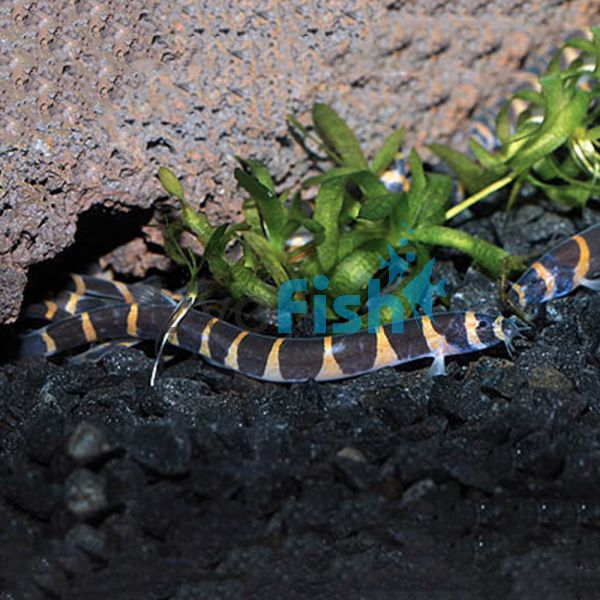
[2,208,600,598]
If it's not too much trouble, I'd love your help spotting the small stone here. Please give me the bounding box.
[66,421,112,464]
[481,364,527,400]
[65,469,108,519]
[528,367,573,392]
[334,446,376,491]
[192,463,240,500]
[399,478,436,508]
[431,377,493,421]
[102,457,146,500]
[336,447,366,462]
[129,423,191,476]
[65,524,108,561]
[31,556,67,597]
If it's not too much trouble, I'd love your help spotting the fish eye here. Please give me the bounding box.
[477,320,490,330]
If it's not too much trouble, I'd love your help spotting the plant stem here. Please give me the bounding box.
[412,225,527,277]
[445,174,515,221]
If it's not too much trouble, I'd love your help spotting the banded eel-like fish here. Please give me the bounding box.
[19,275,519,382]
[17,220,600,383]
[508,222,600,309]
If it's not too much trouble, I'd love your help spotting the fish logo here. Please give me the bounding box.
[379,229,446,321]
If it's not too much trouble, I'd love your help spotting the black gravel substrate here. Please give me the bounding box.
[1,207,600,599]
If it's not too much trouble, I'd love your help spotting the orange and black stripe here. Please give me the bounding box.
[508,223,600,309]
[19,301,519,382]
[24,274,177,321]
[66,274,177,306]
[24,292,110,321]
[17,218,600,382]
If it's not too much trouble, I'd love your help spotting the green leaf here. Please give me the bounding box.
[230,263,279,307]
[202,224,233,282]
[302,220,326,236]
[235,156,276,193]
[468,138,505,171]
[288,191,306,222]
[294,254,322,281]
[339,194,361,225]
[563,37,596,56]
[337,226,386,260]
[533,153,600,191]
[500,120,539,162]
[553,152,583,179]
[371,127,405,174]
[591,27,600,76]
[302,167,362,189]
[417,173,454,226]
[312,103,368,169]
[242,198,262,232]
[508,74,590,174]
[359,192,403,221]
[412,224,526,277]
[328,248,383,298]
[392,247,431,306]
[511,88,544,107]
[389,169,452,236]
[163,221,189,267]
[158,166,185,201]
[505,175,525,213]
[526,175,591,208]
[286,192,325,241]
[180,204,215,245]
[313,177,346,273]
[202,224,229,263]
[348,170,389,197]
[392,149,425,230]
[587,125,600,141]
[530,155,560,180]
[495,101,512,145]
[429,143,495,194]
[381,250,432,322]
[234,168,288,248]
[241,231,289,286]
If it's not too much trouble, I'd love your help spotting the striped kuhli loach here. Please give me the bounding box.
[18,274,522,382]
[16,222,600,383]
[507,223,600,309]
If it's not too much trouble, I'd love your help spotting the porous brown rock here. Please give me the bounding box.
[1,0,599,323]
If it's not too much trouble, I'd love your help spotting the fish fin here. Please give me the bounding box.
[428,353,446,378]
[581,278,600,291]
